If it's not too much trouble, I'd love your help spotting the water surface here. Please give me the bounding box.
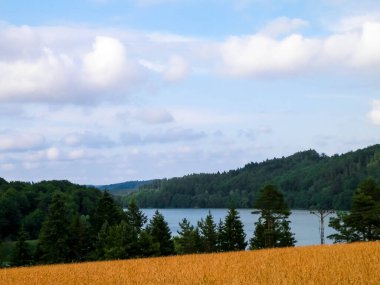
[140,209,337,246]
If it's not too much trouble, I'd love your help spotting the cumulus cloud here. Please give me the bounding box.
[369,100,380,125]
[220,20,380,77]
[221,33,319,77]
[0,25,140,104]
[0,48,75,102]
[82,36,134,88]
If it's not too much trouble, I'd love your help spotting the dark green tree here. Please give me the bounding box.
[103,220,139,260]
[137,230,160,257]
[175,218,201,254]
[93,221,109,260]
[198,211,218,253]
[219,207,247,251]
[250,184,295,249]
[11,225,31,266]
[68,215,92,262]
[91,191,124,235]
[328,179,380,242]
[125,200,147,233]
[38,193,71,263]
[146,210,174,256]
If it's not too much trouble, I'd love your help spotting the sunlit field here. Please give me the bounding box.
[1,242,379,285]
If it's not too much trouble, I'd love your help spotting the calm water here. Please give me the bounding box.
[140,209,337,246]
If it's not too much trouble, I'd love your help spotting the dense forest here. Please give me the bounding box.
[0,180,102,241]
[1,145,380,267]
[0,179,268,267]
[122,145,380,210]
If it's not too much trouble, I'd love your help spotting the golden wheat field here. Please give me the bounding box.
[1,242,379,285]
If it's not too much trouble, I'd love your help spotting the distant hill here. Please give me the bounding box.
[95,180,154,195]
[124,144,380,210]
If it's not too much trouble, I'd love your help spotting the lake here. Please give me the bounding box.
[140,209,337,246]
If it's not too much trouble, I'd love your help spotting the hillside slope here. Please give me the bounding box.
[95,180,153,195]
[1,242,379,285]
[126,144,380,209]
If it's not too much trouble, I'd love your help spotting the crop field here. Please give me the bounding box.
[1,242,379,285]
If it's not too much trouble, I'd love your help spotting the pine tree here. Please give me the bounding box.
[175,218,201,254]
[146,210,174,256]
[219,207,247,251]
[68,215,92,262]
[11,224,31,266]
[38,193,71,263]
[198,211,218,253]
[103,220,139,260]
[94,221,109,260]
[137,230,160,257]
[328,179,380,242]
[125,200,147,233]
[250,184,296,249]
[91,191,124,234]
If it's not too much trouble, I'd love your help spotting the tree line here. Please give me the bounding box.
[122,145,380,210]
[2,184,296,267]
[2,175,380,267]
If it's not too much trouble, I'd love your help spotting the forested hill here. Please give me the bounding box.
[95,180,153,195]
[126,144,380,210]
[0,179,102,240]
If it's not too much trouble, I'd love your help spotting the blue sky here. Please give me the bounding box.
[1,0,380,184]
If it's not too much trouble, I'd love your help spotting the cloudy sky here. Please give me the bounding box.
[1,0,380,184]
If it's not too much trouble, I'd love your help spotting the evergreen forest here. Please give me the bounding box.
[1,144,380,267]
[122,144,380,209]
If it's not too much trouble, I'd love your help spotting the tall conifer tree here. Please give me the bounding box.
[250,184,295,249]
[38,193,71,263]
[147,210,174,256]
[219,207,247,251]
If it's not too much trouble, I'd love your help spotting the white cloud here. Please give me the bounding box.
[260,17,309,37]
[62,132,115,148]
[46,147,60,160]
[0,132,45,152]
[82,36,134,88]
[139,55,190,82]
[0,48,75,102]
[220,20,380,77]
[369,100,380,125]
[330,15,380,32]
[221,33,320,77]
[0,25,141,104]
[138,59,165,73]
[163,55,189,82]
